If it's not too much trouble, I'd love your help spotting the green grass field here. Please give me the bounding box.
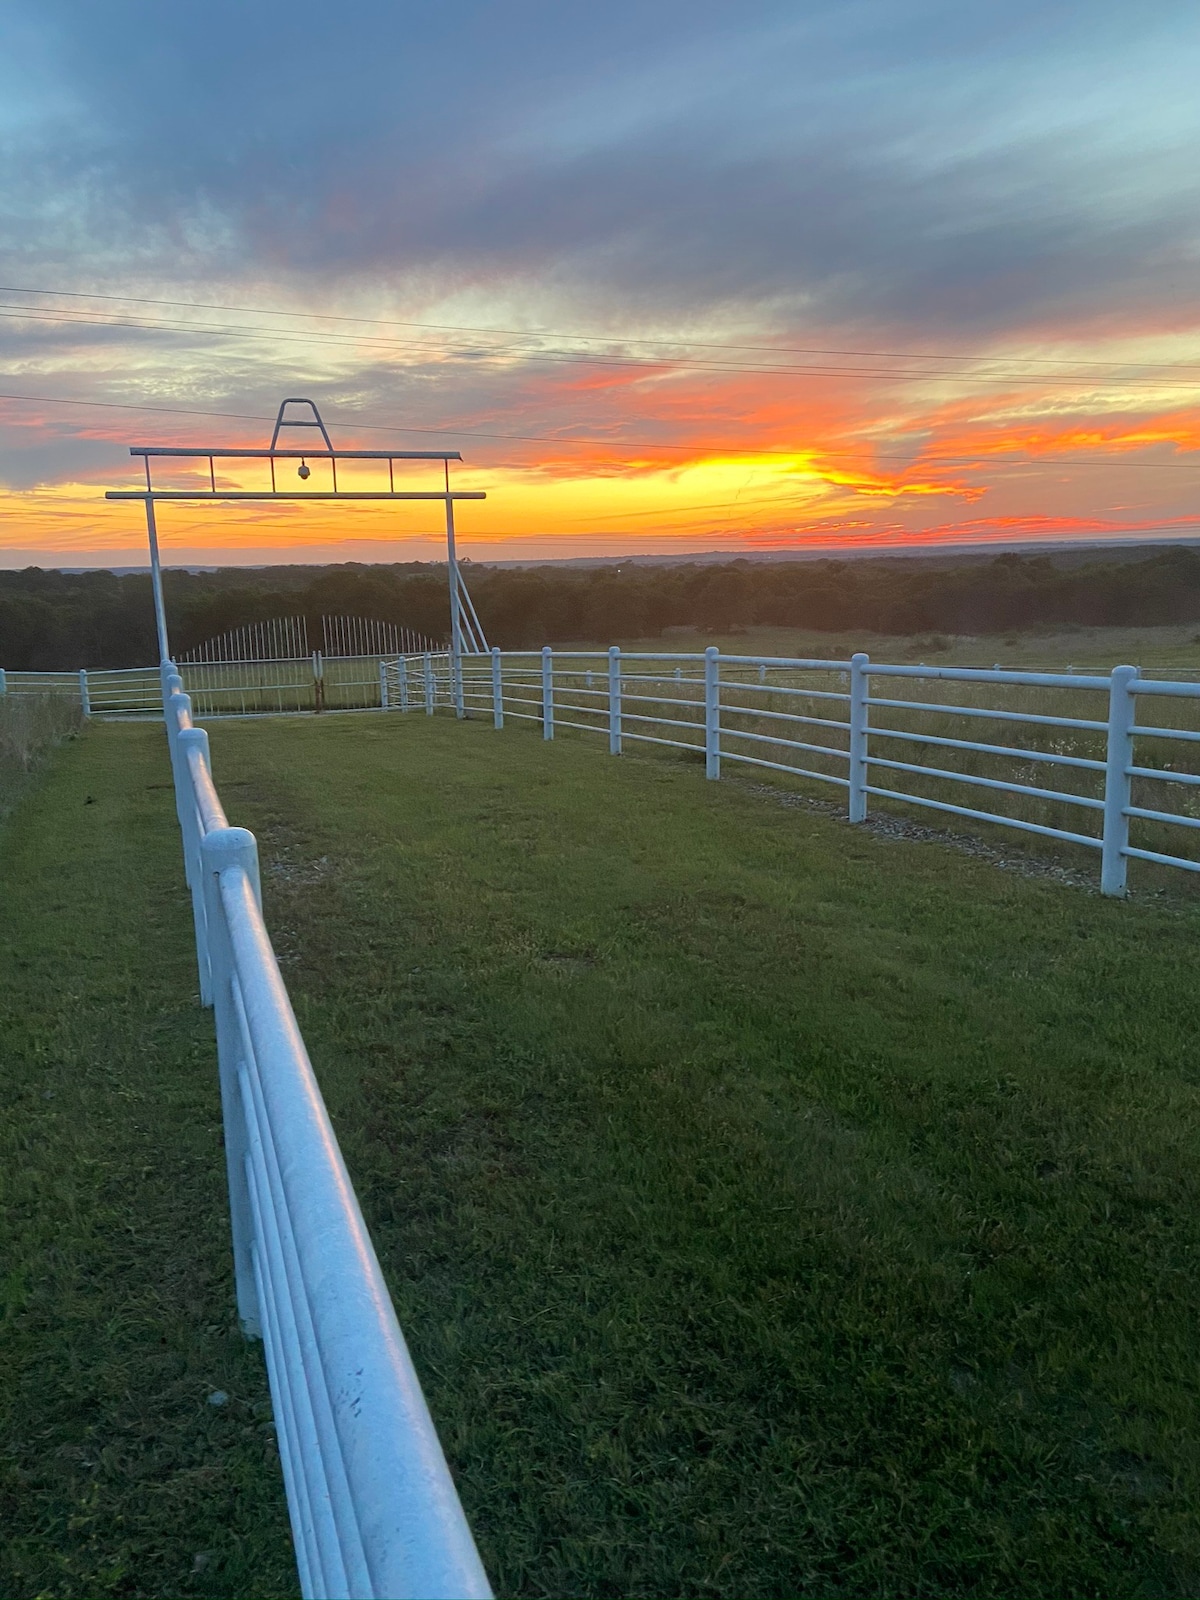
[7,710,1200,1596]
[0,724,295,1600]
[0,692,82,821]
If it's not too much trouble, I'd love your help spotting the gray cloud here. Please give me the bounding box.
[0,0,1197,341]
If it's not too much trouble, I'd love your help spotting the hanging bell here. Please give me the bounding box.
[297,459,311,480]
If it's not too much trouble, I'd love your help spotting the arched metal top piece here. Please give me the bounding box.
[270,397,334,452]
[106,394,478,498]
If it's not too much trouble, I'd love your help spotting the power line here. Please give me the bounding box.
[5,281,1200,376]
[4,298,1200,392]
[0,387,1197,473]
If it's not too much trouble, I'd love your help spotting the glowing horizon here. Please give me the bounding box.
[3,4,1200,569]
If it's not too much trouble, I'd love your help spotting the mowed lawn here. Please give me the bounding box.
[6,712,1200,1597]
[0,722,295,1600]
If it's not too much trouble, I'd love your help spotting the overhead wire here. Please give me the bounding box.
[0,388,1197,473]
[4,282,1200,375]
[2,298,1200,391]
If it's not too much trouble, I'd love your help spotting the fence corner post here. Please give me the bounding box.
[0,667,6,697]
[398,655,409,712]
[423,652,435,715]
[542,646,554,740]
[1101,664,1138,898]
[379,659,389,710]
[704,646,720,779]
[491,646,504,729]
[199,824,262,1337]
[848,652,869,823]
[78,668,91,717]
[608,646,622,755]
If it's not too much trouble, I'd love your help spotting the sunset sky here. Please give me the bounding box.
[2,1,1199,568]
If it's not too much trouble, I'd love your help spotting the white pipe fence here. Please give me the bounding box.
[160,661,490,1600]
[382,646,1200,898]
[11,642,1200,896]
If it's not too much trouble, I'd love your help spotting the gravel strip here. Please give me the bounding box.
[736,780,1099,891]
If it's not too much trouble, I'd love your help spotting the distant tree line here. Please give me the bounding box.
[4,547,1200,670]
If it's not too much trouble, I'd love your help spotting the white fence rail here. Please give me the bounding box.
[161,663,490,1600]
[383,647,1200,898]
[1,657,410,719]
[11,643,1200,897]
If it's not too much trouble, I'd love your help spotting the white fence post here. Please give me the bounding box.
[423,652,434,715]
[165,686,190,816]
[453,653,465,720]
[78,668,91,717]
[848,652,869,823]
[542,646,554,740]
[200,825,262,1337]
[177,726,214,1005]
[379,659,389,710]
[608,646,622,755]
[1101,664,1138,897]
[0,667,6,695]
[491,647,503,729]
[398,656,409,712]
[704,646,720,779]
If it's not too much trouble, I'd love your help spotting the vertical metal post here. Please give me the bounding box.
[78,668,91,717]
[542,646,554,739]
[704,647,720,779]
[200,826,262,1337]
[144,496,170,663]
[0,667,6,696]
[608,646,622,755]
[163,680,185,801]
[423,652,435,715]
[399,656,409,712]
[491,647,503,729]
[848,652,869,823]
[445,492,465,718]
[1101,664,1138,897]
[165,686,190,835]
[177,726,214,1005]
[379,659,389,710]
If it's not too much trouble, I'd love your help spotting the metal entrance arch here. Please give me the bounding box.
[104,397,487,716]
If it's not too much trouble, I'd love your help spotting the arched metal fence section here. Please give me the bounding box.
[160,663,491,1600]
[179,615,444,664]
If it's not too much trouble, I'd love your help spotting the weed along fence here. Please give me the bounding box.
[160,663,492,1600]
[383,647,1200,898]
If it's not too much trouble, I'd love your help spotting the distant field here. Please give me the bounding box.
[591,620,1200,672]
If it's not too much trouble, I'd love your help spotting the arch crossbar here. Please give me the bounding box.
[105,397,488,702]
